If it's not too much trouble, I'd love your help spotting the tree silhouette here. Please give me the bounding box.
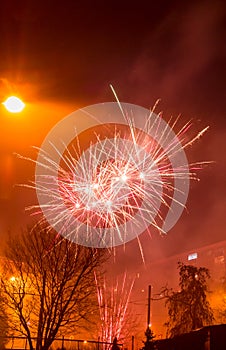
[0,225,107,350]
[162,262,214,337]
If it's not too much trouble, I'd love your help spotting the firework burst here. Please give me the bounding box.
[20,98,209,249]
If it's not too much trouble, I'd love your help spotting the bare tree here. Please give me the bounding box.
[0,225,107,350]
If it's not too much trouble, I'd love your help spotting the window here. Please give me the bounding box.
[214,255,224,264]
[188,252,198,261]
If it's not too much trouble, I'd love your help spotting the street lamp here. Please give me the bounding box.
[2,96,25,113]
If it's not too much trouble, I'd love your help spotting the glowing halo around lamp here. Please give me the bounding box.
[2,96,25,113]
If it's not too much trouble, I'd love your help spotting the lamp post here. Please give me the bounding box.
[143,285,156,350]
[2,96,25,113]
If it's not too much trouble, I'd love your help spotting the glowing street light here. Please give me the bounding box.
[2,96,25,113]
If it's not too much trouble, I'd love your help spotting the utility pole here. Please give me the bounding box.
[143,285,155,350]
[147,285,151,328]
[131,335,134,350]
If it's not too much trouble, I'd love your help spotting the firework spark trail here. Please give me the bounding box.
[18,101,209,252]
[94,271,135,345]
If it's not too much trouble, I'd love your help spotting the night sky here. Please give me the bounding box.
[0,0,226,269]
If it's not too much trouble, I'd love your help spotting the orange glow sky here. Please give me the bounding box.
[0,0,225,267]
